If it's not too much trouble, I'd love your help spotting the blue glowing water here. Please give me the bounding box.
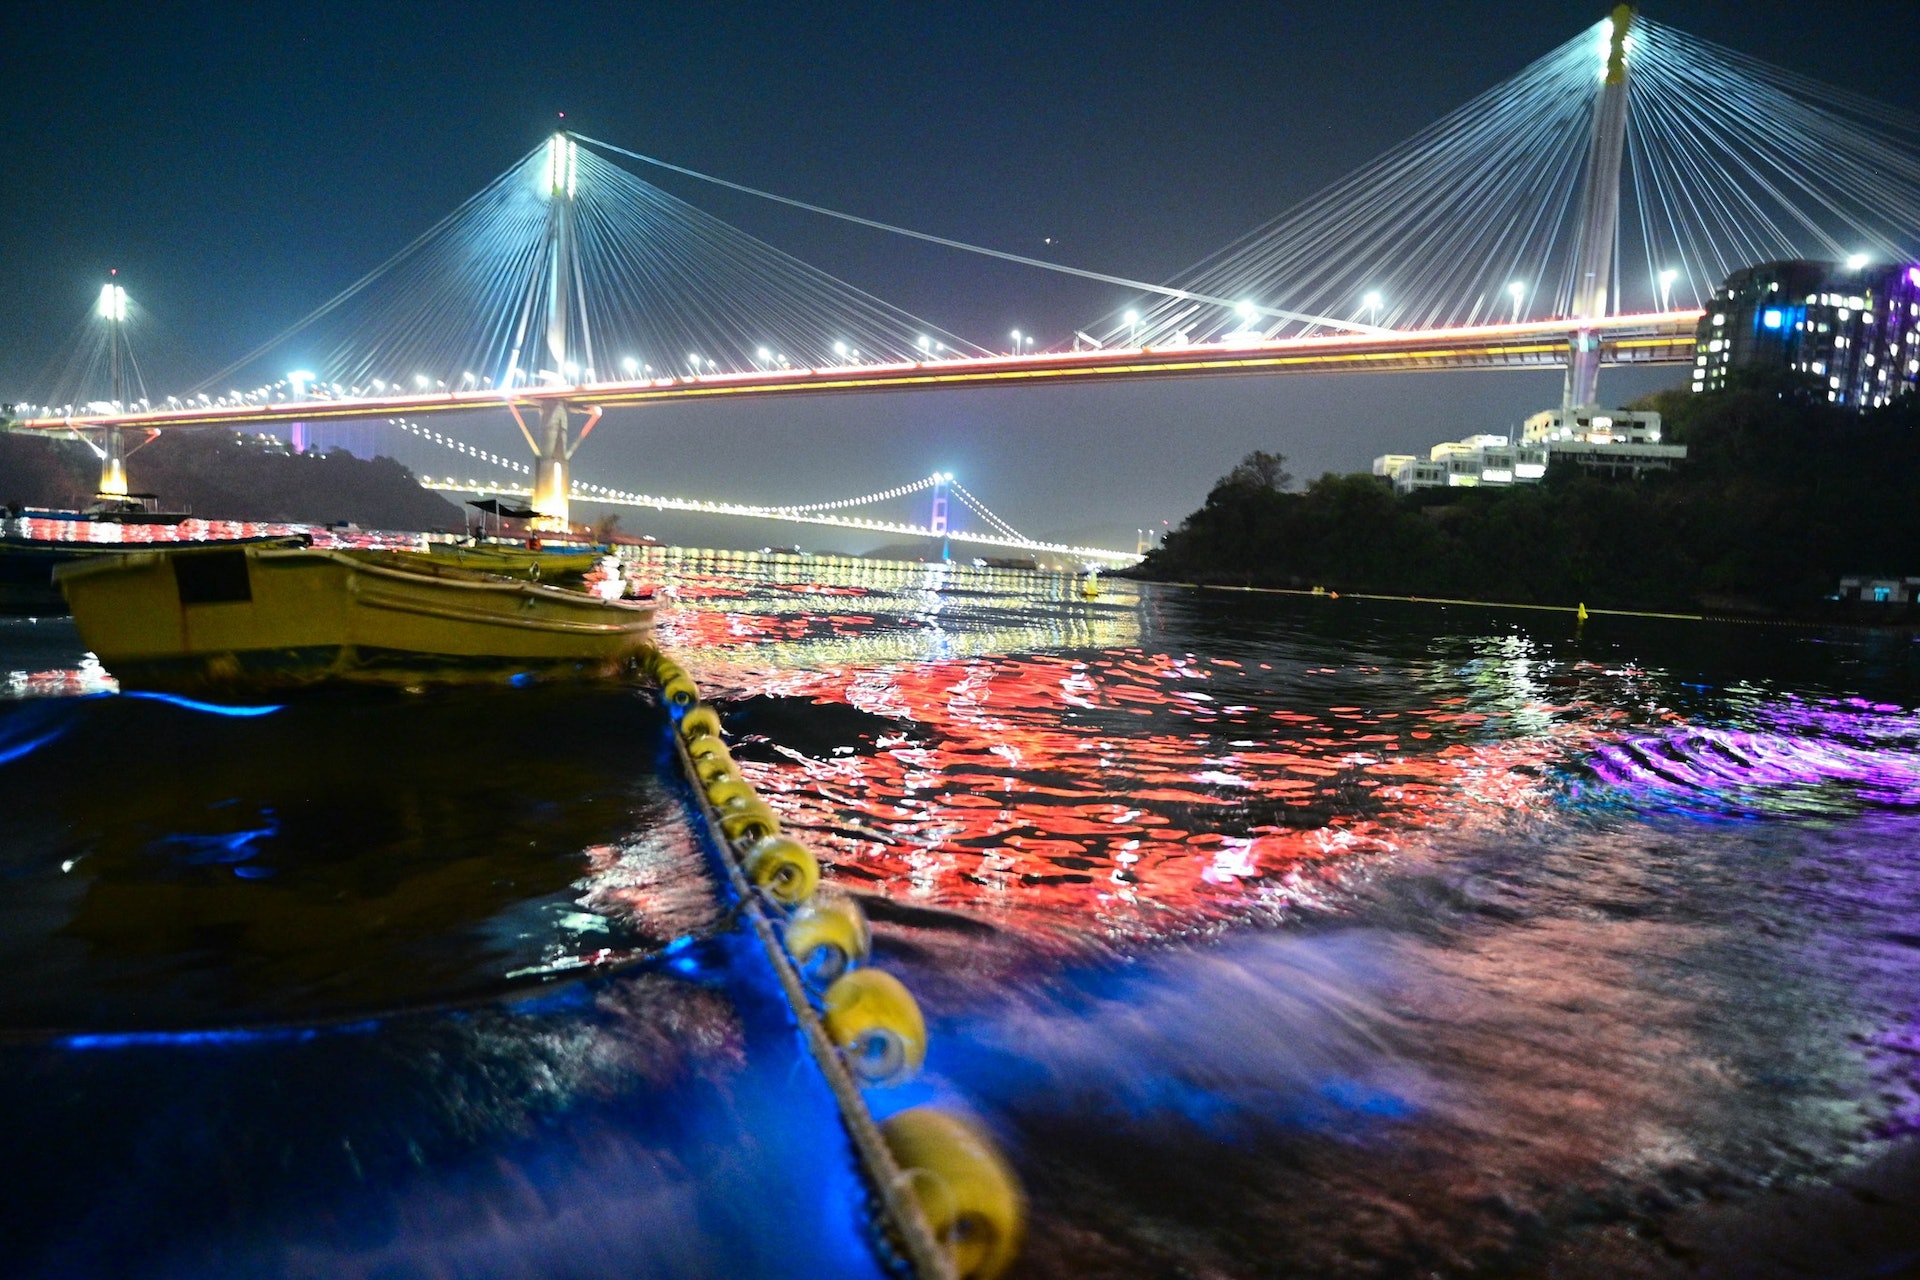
[2,560,1918,1278]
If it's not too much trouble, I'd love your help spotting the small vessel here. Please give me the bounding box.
[422,539,604,580]
[0,533,310,617]
[20,493,191,526]
[55,544,654,693]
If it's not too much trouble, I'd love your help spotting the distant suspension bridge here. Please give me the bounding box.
[382,418,1136,563]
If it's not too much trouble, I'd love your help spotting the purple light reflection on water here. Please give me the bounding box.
[1586,694,1920,815]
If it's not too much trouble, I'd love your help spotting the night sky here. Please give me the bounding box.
[5,1,1915,548]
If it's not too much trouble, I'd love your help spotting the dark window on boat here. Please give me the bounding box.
[173,551,252,605]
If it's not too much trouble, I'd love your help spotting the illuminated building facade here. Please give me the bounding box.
[1373,410,1683,495]
[1693,259,1920,407]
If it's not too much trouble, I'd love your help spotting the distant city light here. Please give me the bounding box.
[1762,308,1784,329]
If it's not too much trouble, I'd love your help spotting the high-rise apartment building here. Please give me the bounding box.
[1693,259,1920,408]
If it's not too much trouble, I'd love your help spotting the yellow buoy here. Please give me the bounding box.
[784,893,871,983]
[686,733,730,764]
[677,704,723,742]
[719,798,782,844]
[660,673,699,710]
[882,1108,1026,1280]
[705,776,757,810]
[693,751,738,788]
[640,647,672,682]
[742,834,819,905]
[822,968,926,1085]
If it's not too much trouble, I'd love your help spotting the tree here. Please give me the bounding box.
[1223,450,1292,493]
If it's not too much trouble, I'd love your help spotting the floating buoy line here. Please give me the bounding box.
[643,643,1027,1280]
[5,654,1026,1277]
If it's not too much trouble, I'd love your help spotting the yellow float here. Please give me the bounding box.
[692,751,738,788]
[659,673,699,709]
[881,1108,1026,1280]
[783,893,871,984]
[677,704,723,742]
[742,834,820,905]
[704,776,757,810]
[717,796,781,844]
[822,967,926,1085]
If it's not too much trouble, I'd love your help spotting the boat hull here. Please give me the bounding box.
[0,534,311,617]
[423,542,603,580]
[55,546,654,692]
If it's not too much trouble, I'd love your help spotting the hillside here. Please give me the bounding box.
[0,431,464,531]
[1138,375,1920,616]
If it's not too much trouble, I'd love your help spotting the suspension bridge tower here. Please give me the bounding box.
[1565,4,1634,413]
[512,133,596,532]
[97,277,131,498]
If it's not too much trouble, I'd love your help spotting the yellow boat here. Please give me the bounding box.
[54,545,654,693]
[422,541,604,580]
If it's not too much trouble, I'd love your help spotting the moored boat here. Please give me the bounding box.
[19,493,192,525]
[422,540,605,580]
[0,533,311,617]
[54,544,654,693]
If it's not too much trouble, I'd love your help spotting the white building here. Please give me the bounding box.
[1373,409,1685,494]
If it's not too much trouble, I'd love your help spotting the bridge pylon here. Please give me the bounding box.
[96,278,132,498]
[1564,4,1634,413]
[511,133,595,532]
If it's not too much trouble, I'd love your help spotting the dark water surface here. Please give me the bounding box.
[3,551,1918,1277]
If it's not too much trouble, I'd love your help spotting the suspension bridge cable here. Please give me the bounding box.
[568,134,1389,336]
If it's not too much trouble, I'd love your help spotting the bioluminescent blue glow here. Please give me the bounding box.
[119,691,283,717]
[0,728,64,767]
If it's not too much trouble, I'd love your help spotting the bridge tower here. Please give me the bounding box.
[97,277,130,498]
[514,133,594,532]
[1564,4,1634,413]
[929,472,951,561]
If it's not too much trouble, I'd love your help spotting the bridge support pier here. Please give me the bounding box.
[530,402,572,531]
[97,426,129,498]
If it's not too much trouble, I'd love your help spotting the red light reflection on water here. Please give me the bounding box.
[689,645,1584,946]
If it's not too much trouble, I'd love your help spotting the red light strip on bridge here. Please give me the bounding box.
[14,311,1703,432]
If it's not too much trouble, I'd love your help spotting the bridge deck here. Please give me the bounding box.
[11,313,1700,432]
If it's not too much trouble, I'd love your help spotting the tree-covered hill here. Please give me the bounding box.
[1139,376,1920,615]
[1,430,464,531]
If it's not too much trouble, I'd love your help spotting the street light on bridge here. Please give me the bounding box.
[1362,291,1383,327]
[1124,310,1139,346]
[1507,281,1525,323]
[1658,267,1678,312]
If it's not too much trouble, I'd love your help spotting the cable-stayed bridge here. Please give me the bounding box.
[9,7,1919,539]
